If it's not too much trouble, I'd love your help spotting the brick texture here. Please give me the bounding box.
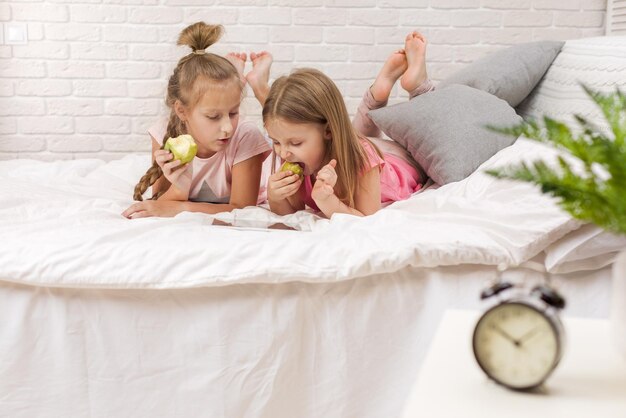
[0,1,607,159]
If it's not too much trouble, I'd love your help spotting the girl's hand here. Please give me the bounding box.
[311,160,337,203]
[316,159,337,188]
[122,200,188,219]
[311,179,335,203]
[154,149,192,193]
[268,170,302,202]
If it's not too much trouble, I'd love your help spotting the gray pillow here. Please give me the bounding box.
[368,84,522,185]
[438,41,564,107]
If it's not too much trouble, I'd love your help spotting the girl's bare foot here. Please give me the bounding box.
[370,49,407,102]
[246,51,273,105]
[225,52,247,84]
[400,32,428,93]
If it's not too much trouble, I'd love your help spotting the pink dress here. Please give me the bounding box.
[302,79,435,211]
[303,139,423,211]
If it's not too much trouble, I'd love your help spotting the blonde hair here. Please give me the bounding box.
[133,22,243,201]
[263,68,382,208]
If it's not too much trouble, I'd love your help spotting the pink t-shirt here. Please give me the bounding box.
[149,118,271,204]
[303,139,423,211]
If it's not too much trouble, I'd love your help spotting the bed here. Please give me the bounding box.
[1,36,624,417]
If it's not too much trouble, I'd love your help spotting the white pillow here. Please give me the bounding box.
[516,36,626,133]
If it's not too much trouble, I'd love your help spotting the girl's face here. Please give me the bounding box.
[265,118,330,176]
[176,80,241,158]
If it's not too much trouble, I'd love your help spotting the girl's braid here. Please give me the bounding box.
[132,111,182,201]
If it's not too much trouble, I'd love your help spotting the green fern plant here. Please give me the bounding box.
[486,86,626,235]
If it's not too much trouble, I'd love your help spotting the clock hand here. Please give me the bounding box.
[490,324,520,347]
[518,326,543,345]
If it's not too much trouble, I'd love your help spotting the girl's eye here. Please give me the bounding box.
[229,112,239,117]
[206,115,219,120]
[273,142,280,147]
[291,143,301,147]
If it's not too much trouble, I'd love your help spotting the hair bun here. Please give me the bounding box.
[178,22,224,53]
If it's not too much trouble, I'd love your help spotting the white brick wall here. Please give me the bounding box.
[0,0,607,161]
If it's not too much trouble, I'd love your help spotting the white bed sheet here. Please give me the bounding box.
[0,263,611,418]
[0,138,588,289]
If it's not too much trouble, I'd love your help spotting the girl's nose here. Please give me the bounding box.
[221,120,233,137]
[280,149,291,160]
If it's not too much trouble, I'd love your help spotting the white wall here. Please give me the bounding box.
[0,0,607,161]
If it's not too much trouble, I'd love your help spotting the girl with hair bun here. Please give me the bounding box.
[123,22,270,219]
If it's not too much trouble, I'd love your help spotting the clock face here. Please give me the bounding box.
[473,302,561,390]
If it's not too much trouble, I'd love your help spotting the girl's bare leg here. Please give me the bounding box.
[246,51,273,106]
[401,32,435,99]
[225,52,247,85]
[353,50,407,138]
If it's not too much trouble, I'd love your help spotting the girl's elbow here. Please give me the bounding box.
[360,205,381,217]
[230,202,250,210]
[230,197,258,210]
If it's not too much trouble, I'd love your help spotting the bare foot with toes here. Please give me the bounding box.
[400,32,428,93]
[246,51,273,105]
[370,49,407,102]
[226,52,247,84]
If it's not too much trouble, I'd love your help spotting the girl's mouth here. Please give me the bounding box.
[299,163,312,176]
[284,161,308,175]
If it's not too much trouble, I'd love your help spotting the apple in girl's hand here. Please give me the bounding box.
[280,162,304,178]
[164,134,197,164]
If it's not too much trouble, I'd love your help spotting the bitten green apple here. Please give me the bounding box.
[164,134,197,164]
[280,161,304,178]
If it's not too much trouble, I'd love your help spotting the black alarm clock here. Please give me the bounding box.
[472,273,566,391]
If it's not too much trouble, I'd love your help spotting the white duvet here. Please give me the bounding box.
[0,138,583,289]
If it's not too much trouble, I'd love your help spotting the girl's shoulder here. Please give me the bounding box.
[359,137,385,170]
[233,120,265,142]
[230,120,269,149]
[225,120,271,163]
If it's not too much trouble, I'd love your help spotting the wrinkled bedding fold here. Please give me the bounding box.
[0,138,582,289]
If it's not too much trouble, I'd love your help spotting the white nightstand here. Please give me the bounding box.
[401,310,626,418]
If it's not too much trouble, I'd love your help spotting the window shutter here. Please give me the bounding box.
[607,0,626,35]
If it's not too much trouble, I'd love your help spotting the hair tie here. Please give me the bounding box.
[192,49,206,55]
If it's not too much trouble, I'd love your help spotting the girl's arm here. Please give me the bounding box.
[149,136,172,198]
[228,153,265,209]
[269,198,296,216]
[315,167,381,218]
[286,186,305,212]
[157,186,189,201]
[123,154,265,218]
[178,152,266,213]
[269,182,305,215]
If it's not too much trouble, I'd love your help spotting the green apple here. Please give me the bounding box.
[164,134,197,164]
[280,161,304,177]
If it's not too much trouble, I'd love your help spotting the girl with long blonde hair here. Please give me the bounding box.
[247,32,431,218]
[123,22,270,219]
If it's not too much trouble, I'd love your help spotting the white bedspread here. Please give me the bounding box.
[0,138,581,289]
